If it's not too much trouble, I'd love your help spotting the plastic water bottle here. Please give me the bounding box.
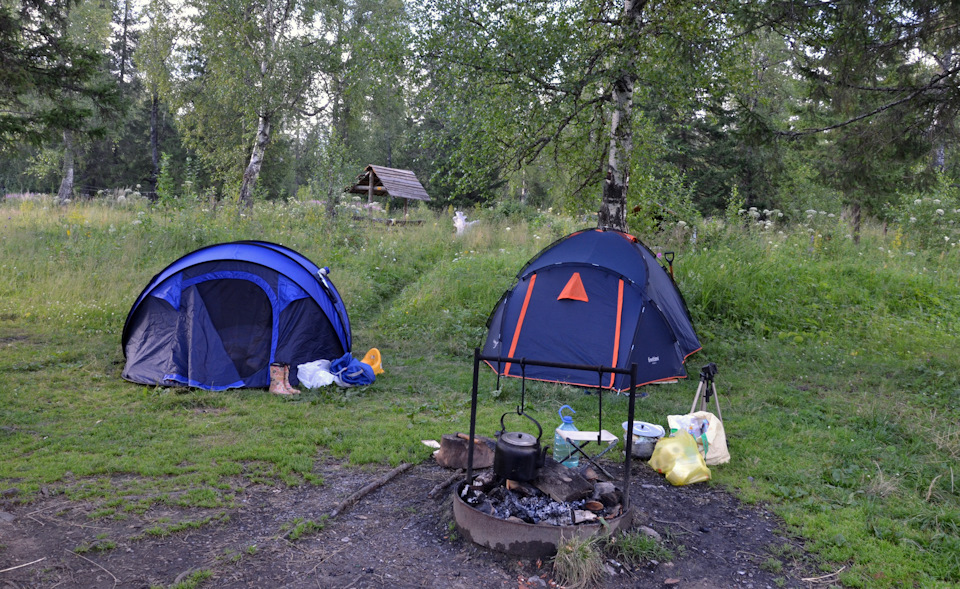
[554,405,579,468]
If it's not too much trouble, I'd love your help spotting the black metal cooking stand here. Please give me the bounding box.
[466,348,640,511]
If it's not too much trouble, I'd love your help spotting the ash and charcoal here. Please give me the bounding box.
[460,477,623,526]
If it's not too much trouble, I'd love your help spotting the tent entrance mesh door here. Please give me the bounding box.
[195,279,273,379]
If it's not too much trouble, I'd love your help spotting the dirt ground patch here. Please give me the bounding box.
[1,457,818,588]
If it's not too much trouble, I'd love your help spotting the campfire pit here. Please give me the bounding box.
[453,478,633,557]
[454,350,642,556]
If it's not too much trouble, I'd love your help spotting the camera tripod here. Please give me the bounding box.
[689,363,722,421]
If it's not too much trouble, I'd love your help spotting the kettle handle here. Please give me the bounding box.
[499,410,544,441]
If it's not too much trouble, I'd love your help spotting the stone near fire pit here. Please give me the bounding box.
[434,433,496,469]
[594,481,620,506]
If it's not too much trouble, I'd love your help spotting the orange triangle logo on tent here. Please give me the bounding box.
[557,272,589,302]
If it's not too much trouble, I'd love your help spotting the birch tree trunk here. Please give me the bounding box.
[597,0,644,232]
[238,114,272,207]
[598,75,633,231]
[237,0,277,208]
[57,129,75,204]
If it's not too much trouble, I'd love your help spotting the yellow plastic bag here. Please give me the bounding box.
[648,431,711,486]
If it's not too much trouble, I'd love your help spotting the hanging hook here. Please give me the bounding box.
[597,368,605,442]
[517,359,527,415]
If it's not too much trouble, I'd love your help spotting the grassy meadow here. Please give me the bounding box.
[1,195,959,588]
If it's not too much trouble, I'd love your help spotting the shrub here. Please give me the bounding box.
[889,174,960,251]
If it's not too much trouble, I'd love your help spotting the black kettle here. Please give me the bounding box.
[493,411,548,482]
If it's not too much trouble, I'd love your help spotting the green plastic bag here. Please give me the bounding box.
[648,431,711,486]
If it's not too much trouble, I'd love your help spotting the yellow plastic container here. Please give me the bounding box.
[360,347,384,375]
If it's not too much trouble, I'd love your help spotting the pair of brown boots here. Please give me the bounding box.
[269,363,300,395]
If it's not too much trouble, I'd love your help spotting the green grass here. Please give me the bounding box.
[168,569,213,589]
[603,529,675,565]
[135,512,230,540]
[2,196,960,587]
[279,516,325,541]
[552,533,606,589]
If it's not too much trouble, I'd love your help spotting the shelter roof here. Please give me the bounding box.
[345,165,430,202]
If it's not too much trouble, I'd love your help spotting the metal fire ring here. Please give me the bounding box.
[452,482,634,558]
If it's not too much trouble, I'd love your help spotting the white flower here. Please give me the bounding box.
[677,220,687,227]
[914,199,922,205]
[132,219,142,225]
[934,199,941,204]
[827,213,835,218]
[910,217,917,222]
[936,209,945,215]
[945,236,951,242]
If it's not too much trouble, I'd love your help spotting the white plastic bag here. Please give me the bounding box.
[296,359,335,389]
[668,412,730,465]
[691,411,730,465]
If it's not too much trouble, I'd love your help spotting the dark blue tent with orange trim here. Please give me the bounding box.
[482,229,700,391]
[121,241,351,390]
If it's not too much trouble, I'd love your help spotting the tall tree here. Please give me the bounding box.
[314,0,410,215]
[414,0,735,231]
[112,0,136,83]
[179,0,330,206]
[0,1,119,149]
[136,0,177,188]
[56,0,121,202]
[747,1,960,229]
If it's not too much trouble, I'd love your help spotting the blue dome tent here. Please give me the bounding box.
[121,241,351,390]
[482,229,701,391]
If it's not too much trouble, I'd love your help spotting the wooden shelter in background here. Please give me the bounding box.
[345,165,431,221]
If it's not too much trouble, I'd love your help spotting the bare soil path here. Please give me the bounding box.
[1,458,818,589]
